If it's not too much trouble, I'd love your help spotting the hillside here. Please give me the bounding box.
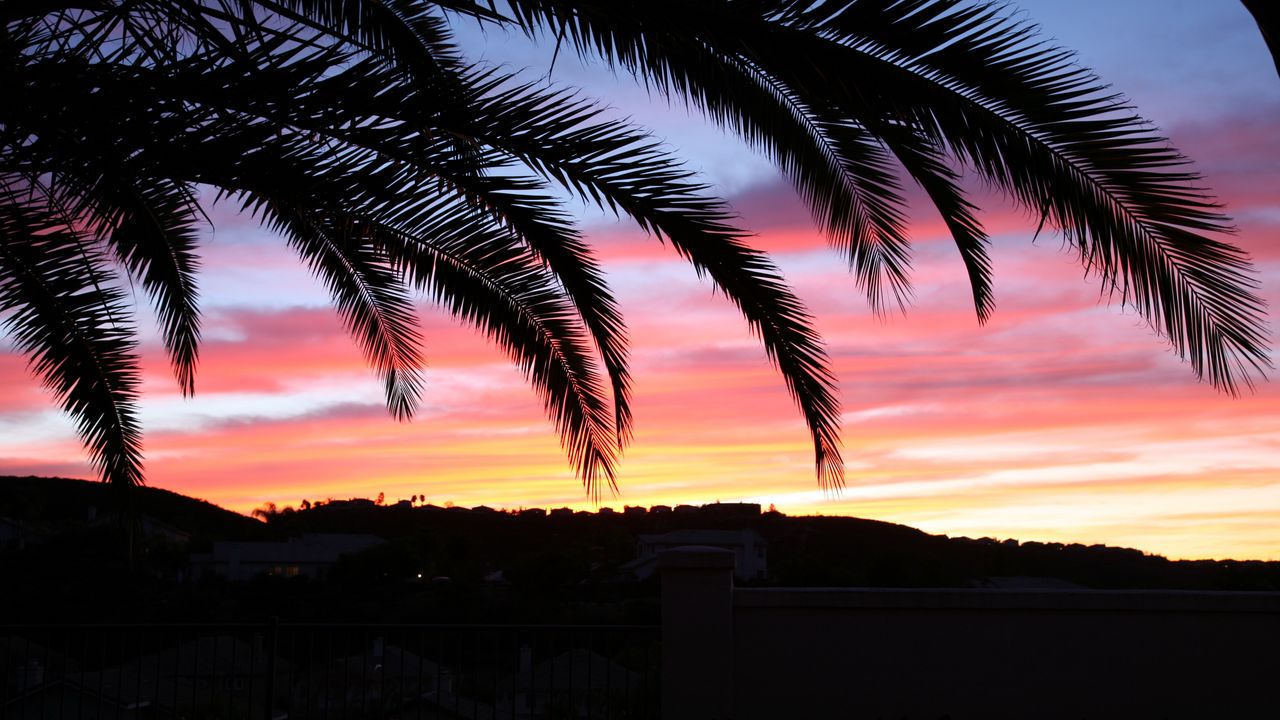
[257,497,1280,592]
[3,477,1277,623]
[0,475,265,542]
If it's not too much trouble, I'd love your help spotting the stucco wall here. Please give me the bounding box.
[657,547,1280,720]
[731,588,1280,719]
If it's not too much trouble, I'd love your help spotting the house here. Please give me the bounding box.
[87,510,191,545]
[2,676,166,719]
[624,529,768,582]
[188,533,384,581]
[1,637,77,695]
[699,502,761,521]
[4,634,286,720]
[101,634,286,719]
[323,498,376,509]
[299,641,458,715]
[0,516,42,550]
[496,648,644,720]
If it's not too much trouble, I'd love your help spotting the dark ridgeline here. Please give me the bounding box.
[3,475,1277,626]
[1,477,665,718]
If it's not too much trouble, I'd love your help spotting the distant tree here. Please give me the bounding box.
[300,499,311,510]
[251,502,278,522]
[376,492,385,506]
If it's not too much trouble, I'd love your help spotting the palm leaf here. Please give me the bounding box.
[253,196,427,421]
[7,0,1266,497]
[806,0,1268,391]
[0,178,145,487]
[100,178,204,396]
[367,203,620,497]
[487,0,1268,393]
[435,72,844,479]
[492,0,916,313]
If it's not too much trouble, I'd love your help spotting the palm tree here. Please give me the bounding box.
[1,1,1267,498]
[1242,0,1279,77]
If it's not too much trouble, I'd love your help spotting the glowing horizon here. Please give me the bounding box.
[2,1,1277,561]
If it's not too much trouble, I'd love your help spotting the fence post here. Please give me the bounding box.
[265,616,278,720]
[658,546,735,720]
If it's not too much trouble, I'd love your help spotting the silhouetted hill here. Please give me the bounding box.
[0,475,265,542]
[0,476,272,622]
[4,480,1277,623]
[759,515,1280,590]
[257,498,1280,592]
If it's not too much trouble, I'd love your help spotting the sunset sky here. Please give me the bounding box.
[3,0,1277,560]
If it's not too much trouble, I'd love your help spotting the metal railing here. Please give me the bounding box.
[0,623,660,719]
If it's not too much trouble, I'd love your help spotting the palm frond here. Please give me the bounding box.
[433,71,843,472]
[488,0,915,313]
[417,169,635,449]
[642,199,845,491]
[368,202,620,498]
[99,178,204,395]
[804,0,1269,391]
[288,64,637,447]
[112,44,622,486]
[0,178,145,487]
[7,0,1266,498]
[868,122,992,320]
[253,197,427,421]
[489,0,1269,393]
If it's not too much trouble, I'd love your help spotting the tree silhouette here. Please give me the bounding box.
[1,1,1268,497]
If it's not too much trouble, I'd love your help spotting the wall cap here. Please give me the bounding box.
[734,587,1280,613]
[657,546,736,571]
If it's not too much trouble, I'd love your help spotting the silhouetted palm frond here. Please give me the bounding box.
[494,0,1269,393]
[0,178,145,487]
[2,0,841,494]
[257,199,428,421]
[369,204,621,498]
[2,0,1268,497]
[442,72,843,479]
